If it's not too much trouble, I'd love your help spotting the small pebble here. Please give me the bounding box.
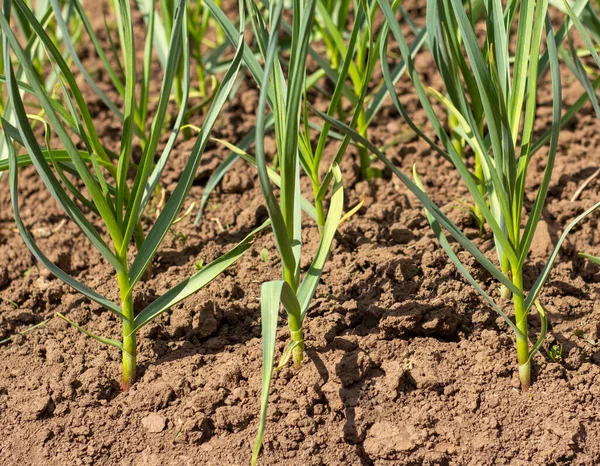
[141,414,166,433]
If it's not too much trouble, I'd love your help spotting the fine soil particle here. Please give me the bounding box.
[2,1,600,465]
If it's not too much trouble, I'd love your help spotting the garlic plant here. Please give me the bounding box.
[1,0,265,389]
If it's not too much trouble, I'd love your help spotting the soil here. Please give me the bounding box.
[2,1,600,465]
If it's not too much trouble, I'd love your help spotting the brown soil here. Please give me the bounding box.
[2,2,600,466]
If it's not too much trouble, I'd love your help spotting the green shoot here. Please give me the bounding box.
[194,259,205,271]
[321,0,600,390]
[236,0,348,462]
[547,344,563,362]
[134,0,227,127]
[259,248,269,263]
[0,0,83,171]
[314,0,381,179]
[1,0,265,389]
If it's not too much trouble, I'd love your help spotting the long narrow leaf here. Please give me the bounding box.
[298,164,344,318]
[133,221,269,331]
[2,119,123,318]
[252,280,301,466]
[316,111,523,297]
[128,5,246,287]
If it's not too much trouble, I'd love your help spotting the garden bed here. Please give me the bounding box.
[2,1,600,465]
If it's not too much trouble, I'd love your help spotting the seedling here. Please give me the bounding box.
[547,344,563,362]
[228,0,348,462]
[1,0,265,389]
[428,0,600,243]
[322,0,600,389]
[171,230,189,247]
[259,248,269,263]
[0,0,83,170]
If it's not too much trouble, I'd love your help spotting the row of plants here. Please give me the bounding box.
[3,0,600,463]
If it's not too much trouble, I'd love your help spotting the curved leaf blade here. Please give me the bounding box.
[133,221,269,331]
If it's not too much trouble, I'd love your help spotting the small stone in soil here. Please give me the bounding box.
[141,413,167,433]
[364,421,417,458]
[12,390,51,420]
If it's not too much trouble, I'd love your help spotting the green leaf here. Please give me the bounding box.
[50,0,136,136]
[579,252,600,267]
[133,0,169,68]
[413,166,525,340]
[194,114,276,226]
[298,164,344,318]
[252,1,296,279]
[527,300,548,364]
[121,0,188,252]
[524,199,600,312]
[1,48,123,272]
[376,0,518,261]
[518,14,561,267]
[57,313,124,351]
[565,34,600,120]
[128,3,246,288]
[316,110,523,297]
[133,221,269,331]
[561,0,600,72]
[0,149,113,171]
[2,1,122,247]
[365,27,428,125]
[2,118,123,318]
[139,2,192,215]
[209,138,318,222]
[115,0,137,227]
[252,280,302,466]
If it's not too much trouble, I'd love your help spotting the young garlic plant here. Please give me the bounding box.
[314,0,382,179]
[314,0,349,72]
[431,0,595,283]
[1,0,265,389]
[321,0,600,389]
[235,0,357,462]
[433,0,600,245]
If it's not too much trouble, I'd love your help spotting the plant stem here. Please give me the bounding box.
[118,270,137,390]
[288,312,304,368]
[313,182,326,230]
[473,152,485,234]
[500,254,512,299]
[284,262,303,366]
[358,111,371,180]
[512,266,530,390]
